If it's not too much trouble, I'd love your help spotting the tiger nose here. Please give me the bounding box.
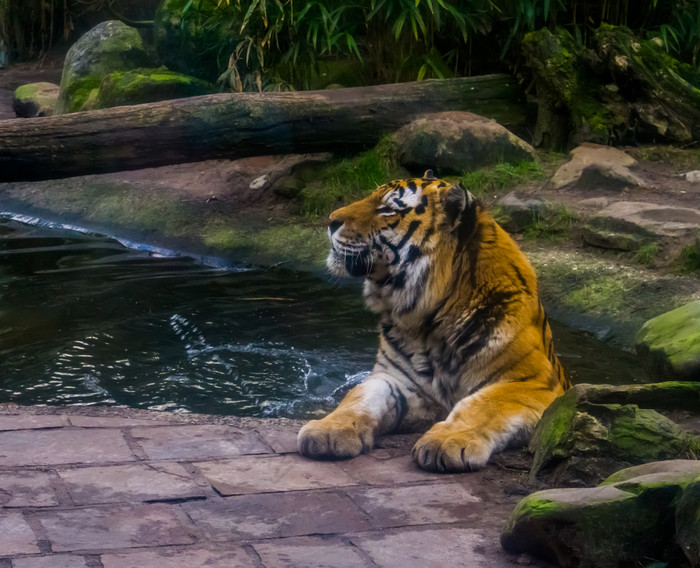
[329,219,343,234]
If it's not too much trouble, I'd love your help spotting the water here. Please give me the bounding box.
[0,214,645,418]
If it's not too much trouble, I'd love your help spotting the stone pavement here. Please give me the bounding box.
[0,405,541,568]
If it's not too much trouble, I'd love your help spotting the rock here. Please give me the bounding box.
[636,301,700,381]
[12,82,60,117]
[582,201,700,251]
[685,170,700,183]
[676,479,700,566]
[153,0,238,82]
[549,142,644,190]
[529,382,700,485]
[94,68,214,109]
[502,459,700,567]
[394,111,535,176]
[55,21,152,115]
[494,193,547,232]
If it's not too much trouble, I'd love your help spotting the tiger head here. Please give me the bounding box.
[326,171,481,314]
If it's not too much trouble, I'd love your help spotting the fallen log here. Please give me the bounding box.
[0,75,527,182]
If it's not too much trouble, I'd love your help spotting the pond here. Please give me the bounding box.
[0,214,646,419]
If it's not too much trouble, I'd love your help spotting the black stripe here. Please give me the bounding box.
[388,385,409,430]
[511,263,531,294]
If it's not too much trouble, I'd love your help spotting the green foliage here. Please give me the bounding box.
[522,204,577,242]
[676,245,700,273]
[297,136,403,217]
[634,242,660,266]
[455,161,544,198]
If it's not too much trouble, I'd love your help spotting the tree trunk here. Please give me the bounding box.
[520,25,700,149]
[0,75,527,182]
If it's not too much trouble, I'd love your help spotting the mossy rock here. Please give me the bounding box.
[394,111,535,176]
[503,459,700,567]
[56,21,152,115]
[636,300,700,381]
[12,82,60,117]
[95,68,214,109]
[530,383,699,484]
[153,0,241,82]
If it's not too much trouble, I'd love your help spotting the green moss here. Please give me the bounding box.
[62,75,103,113]
[297,136,403,217]
[635,242,660,266]
[95,68,213,108]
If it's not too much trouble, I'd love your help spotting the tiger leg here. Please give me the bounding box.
[412,380,562,473]
[298,373,438,460]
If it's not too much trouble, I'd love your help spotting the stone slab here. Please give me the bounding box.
[339,453,437,485]
[37,504,196,552]
[0,414,65,431]
[349,483,481,528]
[194,454,356,496]
[255,428,299,454]
[0,471,59,507]
[352,528,502,568]
[0,512,40,555]
[59,462,204,505]
[183,491,370,540]
[130,425,270,460]
[252,536,370,568]
[0,428,134,466]
[67,416,171,428]
[100,546,254,568]
[11,556,87,568]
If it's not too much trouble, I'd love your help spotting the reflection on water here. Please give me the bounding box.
[0,214,645,418]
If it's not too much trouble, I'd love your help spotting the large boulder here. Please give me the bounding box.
[153,0,239,82]
[94,68,214,109]
[12,82,60,117]
[494,193,547,233]
[55,20,152,115]
[636,301,700,381]
[582,201,700,251]
[549,143,644,190]
[529,382,700,485]
[502,460,700,567]
[393,111,535,176]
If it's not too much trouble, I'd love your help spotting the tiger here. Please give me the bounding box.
[297,171,570,472]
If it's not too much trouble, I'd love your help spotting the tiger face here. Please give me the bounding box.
[327,172,473,280]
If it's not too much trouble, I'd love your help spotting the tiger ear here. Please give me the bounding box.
[423,169,436,179]
[443,183,477,239]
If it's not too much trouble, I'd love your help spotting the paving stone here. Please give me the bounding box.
[255,428,299,454]
[67,416,171,428]
[100,545,254,567]
[253,536,370,568]
[352,528,500,568]
[183,491,370,540]
[0,512,40,555]
[0,471,59,507]
[37,504,195,552]
[11,555,87,568]
[194,454,356,495]
[348,483,481,528]
[0,414,65,431]
[0,429,134,466]
[338,454,437,485]
[59,462,204,505]
[130,425,270,460]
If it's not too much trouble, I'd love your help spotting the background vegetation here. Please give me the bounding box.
[3,0,700,90]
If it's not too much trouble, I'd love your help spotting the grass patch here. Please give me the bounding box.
[522,204,578,243]
[297,136,403,217]
[628,145,700,169]
[634,242,660,266]
[675,245,700,273]
[453,161,545,199]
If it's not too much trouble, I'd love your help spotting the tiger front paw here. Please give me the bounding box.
[412,424,492,473]
[297,417,374,460]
